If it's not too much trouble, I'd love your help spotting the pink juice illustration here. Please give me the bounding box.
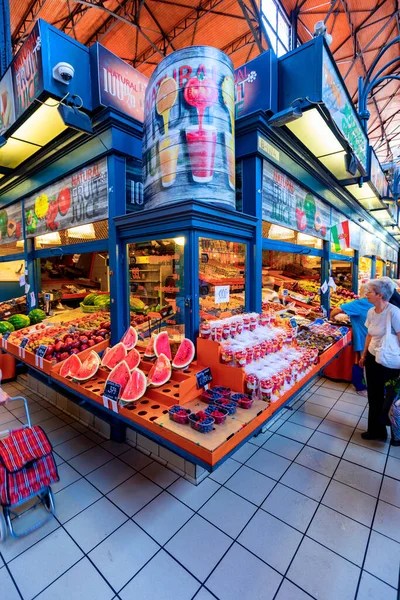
[184,74,218,183]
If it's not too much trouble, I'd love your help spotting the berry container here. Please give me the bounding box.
[202,390,224,404]
[211,386,231,397]
[230,393,254,409]
[205,405,229,424]
[188,413,215,433]
[168,405,191,424]
[214,398,237,414]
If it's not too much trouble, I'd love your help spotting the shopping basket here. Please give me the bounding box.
[0,395,59,541]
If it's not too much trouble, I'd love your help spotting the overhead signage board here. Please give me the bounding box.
[96,45,148,123]
[0,202,23,245]
[322,48,368,172]
[0,22,43,135]
[24,158,108,238]
[234,51,277,119]
[369,149,387,198]
[262,159,331,240]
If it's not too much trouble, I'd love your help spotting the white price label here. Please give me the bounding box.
[215,285,230,305]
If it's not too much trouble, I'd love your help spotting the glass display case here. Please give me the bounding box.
[375,259,384,278]
[199,237,246,322]
[128,238,185,337]
[359,256,372,285]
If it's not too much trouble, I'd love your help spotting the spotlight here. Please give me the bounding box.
[268,106,303,127]
[57,104,93,134]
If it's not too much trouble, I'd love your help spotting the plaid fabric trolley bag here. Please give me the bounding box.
[0,396,58,541]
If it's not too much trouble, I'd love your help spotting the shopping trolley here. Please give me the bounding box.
[0,395,59,542]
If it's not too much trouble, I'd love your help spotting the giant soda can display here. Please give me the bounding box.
[143,46,236,210]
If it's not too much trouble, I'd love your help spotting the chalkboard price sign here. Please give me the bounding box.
[36,345,48,358]
[19,338,29,349]
[2,331,11,341]
[103,381,121,402]
[289,318,297,328]
[196,367,213,389]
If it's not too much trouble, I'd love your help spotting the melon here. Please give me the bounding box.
[120,368,147,403]
[60,354,82,378]
[147,353,172,387]
[74,351,100,381]
[101,342,127,369]
[125,348,141,371]
[106,361,131,396]
[154,331,172,361]
[144,334,156,358]
[121,326,138,350]
[172,338,195,369]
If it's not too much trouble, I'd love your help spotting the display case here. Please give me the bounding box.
[375,258,384,278]
[359,256,372,284]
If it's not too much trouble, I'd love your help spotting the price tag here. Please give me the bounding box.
[2,331,11,341]
[19,338,29,349]
[289,318,297,328]
[196,367,213,389]
[313,318,325,325]
[283,289,289,296]
[103,381,121,402]
[36,345,48,358]
[1,331,10,349]
[44,293,51,302]
[339,326,349,336]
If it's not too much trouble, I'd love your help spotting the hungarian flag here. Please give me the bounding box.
[331,220,350,252]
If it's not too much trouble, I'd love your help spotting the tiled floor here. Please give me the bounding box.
[0,376,399,599]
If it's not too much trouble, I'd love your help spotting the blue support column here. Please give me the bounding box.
[241,156,263,312]
[371,256,376,278]
[107,155,129,344]
[186,229,198,340]
[321,240,330,317]
[353,251,359,293]
[0,0,11,77]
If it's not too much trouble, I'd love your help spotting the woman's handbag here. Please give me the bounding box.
[375,307,400,369]
[389,395,400,443]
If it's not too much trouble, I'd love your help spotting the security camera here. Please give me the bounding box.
[52,62,75,85]
[313,20,332,46]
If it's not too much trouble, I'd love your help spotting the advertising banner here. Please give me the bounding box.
[234,52,276,119]
[322,49,368,172]
[97,45,148,123]
[370,149,387,198]
[0,68,15,136]
[0,202,23,245]
[143,46,236,210]
[262,159,331,239]
[24,158,108,238]
[12,22,43,121]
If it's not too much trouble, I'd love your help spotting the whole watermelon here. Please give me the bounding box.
[8,314,30,330]
[28,309,46,324]
[0,321,14,334]
[83,293,98,306]
[94,295,109,307]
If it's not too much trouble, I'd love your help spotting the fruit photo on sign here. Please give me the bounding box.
[57,188,71,216]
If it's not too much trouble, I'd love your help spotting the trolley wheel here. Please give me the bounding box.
[42,489,55,514]
[0,509,8,543]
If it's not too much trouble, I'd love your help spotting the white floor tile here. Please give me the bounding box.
[206,543,282,600]
[275,579,315,600]
[54,435,97,461]
[209,458,241,485]
[288,411,323,429]
[364,530,400,588]
[325,408,360,428]
[246,448,291,480]
[8,528,83,600]
[295,445,340,477]
[343,443,387,474]
[54,478,102,523]
[238,508,302,574]
[385,456,400,481]
[100,440,131,456]
[317,419,355,441]
[373,500,400,543]
[280,463,330,501]
[47,425,82,447]
[194,588,215,600]
[307,505,369,566]
[35,557,115,600]
[133,491,194,545]
[0,511,59,563]
[224,465,276,506]
[230,441,258,464]
[64,497,128,553]
[140,461,180,488]
[357,570,397,600]
[199,487,257,538]
[248,429,273,447]
[307,430,347,457]
[262,433,304,460]
[380,475,400,508]
[307,393,339,408]
[322,479,377,527]
[86,457,135,494]
[118,447,154,471]
[276,421,314,444]
[0,566,21,600]
[89,520,159,592]
[261,482,318,533]
[298,401,331,418]
[107,473,162,516]
[287,537,360,600]
[334,460,383,497]
[350,429,390,454]
[52,462,82,493]
[119,550,200,600]
[168,477,220,511]
[68,446,114,475]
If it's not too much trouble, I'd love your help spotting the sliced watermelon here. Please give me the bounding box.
[121,326,138,350]
[120,368,147,403]
[105,361,131,397]
[172,338,195,369]
[125,348,141,371]
[60,354,82,378]
[144,334,156,358]
[74,351,100,381]
[154,331,172,361]
[147,353,172,387]
[101,342,127,369]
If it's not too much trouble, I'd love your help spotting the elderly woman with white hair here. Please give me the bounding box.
[359,278,400,442]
